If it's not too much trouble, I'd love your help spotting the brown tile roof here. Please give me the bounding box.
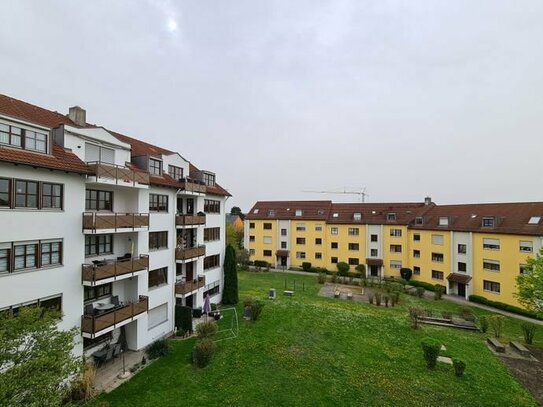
[246,201,333,220]
[328,202,430,224]
[0,144,90,174]
[188,163,231,197]
[410,203,543,236]
[111,131,174,157]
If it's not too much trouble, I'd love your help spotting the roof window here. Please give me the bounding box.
[415,217,423,225]
[268,210,275,217]
[353,213,362,221]
[528,216,541,225]
[438,217,449,226]
[253,209,259,214]
[332,213,339,218]
[482,217,495,228]
[387,213,396,221]
[295,209,303,216]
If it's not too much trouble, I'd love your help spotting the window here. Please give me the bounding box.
[281,229,287,236]
[431,234,444,245]
[296,223,305,231]
[85,143,114,164]
[0,123,48,153]
[413,234,420,241]
[202,172,215,187]
[41,241,62,267]
[483,259,500,272]
[296,252,306,259]
[84,283,112,302]
[315,224,323,231]
[204,199,220,213]
[483,280,500,293]
[0,179,63,210]
[413,266,420,275]
[263,223,272,230]
[0,178,9,207]
[249,249,255,255]
[315,238,322,245]
[331,227,338,236]
[331,242,338,249]
[370,249,378,256]
[520,241,533,252]
[432,270,444,280]
[458,262,467,272]
[148,267,168,288]
[149,231,168,250]
[353,213,362,221]
[295,209,303,216]
[204,254,220,269]
[263,236,272,244]
[520,264,527,274]
[203,280,220,298]
[263,250,272,257]
[42,183,62,209]
[25,130,47,152]
[348,228,359,236]
[148,303,168,329]
[458,244,467,254]
[85,234,113,256]
[331,257,338,264]
[149,158,162,175]
[315,252,322,260]
[296,238,306,245]
[0,248,9,273]
[348,243,359,251]
[14,243,38,270]
[85,189,113,211]
[370,234,378,242]
[413,250,420,258]
[0,240,59,273]
[348,258,359,265]
[0,123,22,147]
[332,213,339,218]
[268,209,275,217]
[253,209,259,214]
[390,229,402,237]
[149,194,168,212]
[528,216,541,225]
[482,217,495,228]
[15,180,38,208]
[168,165,183,180]
[390,245,402,253]
[281,241,287,249]
[438,217,449,226]
[204,227,220,242]
[250,222,255,229]
[415,217,423,225]
[390,260,402,269]
[387,213,396,221]
[432,253,444,263]
[483,238,500,250]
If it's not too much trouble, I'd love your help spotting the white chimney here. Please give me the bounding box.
[424,196,432,205]
[68,106,86,126]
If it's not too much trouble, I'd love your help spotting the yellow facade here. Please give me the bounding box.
[247,219,278,264]
[382,225,409,277]
[291,220,327,268]
[407,230,452,286]
[324,224,367,270]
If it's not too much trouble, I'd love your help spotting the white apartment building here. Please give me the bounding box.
[0,94,229,356]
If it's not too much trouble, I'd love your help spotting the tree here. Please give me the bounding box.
[230,206,245,220]
[400,267,413,281]
[222,244,239,304]
[0,306,80,406]
[237,248,250,268]
[516,247,543,316]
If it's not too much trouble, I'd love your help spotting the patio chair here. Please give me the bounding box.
[111,295,120,307]
[95,346,114,367]
[112,343,122,359]
[84,304,94,316]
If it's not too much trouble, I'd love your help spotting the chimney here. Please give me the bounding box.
[424,196,432,206]
[68,106,86,126]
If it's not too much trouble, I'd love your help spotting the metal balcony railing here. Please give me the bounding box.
[87,162,150,185]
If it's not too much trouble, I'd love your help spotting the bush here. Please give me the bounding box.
[408,307,421,329]
[176,329,186,337]
[391,291,400,306]
[254,260,269,269]
[193,338,215,368]
[489,315,506,338]
[175,305,193,334]
[458,306,475,321]
[384,295,389,307]
[409,280,438,291]
[468,295,543,320]
[374,292,382,306]
[146,339,171,360]
[478,316,489,333]
[434,284,446,300]
[355,264,366,279]
[302,262,312,272]
[368,293,374,305]
[421,337,441,369]
[250,300,265,321]
[68,362,96,403]
[452,358,466,377]
[195,320,218,339]
[400,267,413,281]
[416,287,425,298]
[521,322,537,345]
[317,273,326,284]
[330,273,338,283]
[336,262,350,282]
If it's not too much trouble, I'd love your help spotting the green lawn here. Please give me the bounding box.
[91,271,539,407]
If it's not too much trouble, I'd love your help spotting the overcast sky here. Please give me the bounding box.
[1,1,542,212]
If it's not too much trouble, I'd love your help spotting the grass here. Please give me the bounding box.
[90,271,540,407]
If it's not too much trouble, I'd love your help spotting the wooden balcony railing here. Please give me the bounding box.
[175,245,206,261]
[82,255,149,284]
[83,212,149,231]
[175,213,206,227]
[179,178,206,194]
[87,162,150,186]
[81,295,148,336]
[175,275,205,295]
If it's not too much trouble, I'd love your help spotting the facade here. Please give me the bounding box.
[245,199,543,308]
[0,94,229,357]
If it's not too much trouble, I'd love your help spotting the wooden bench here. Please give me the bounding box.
[283,290,294,297]
[510,341,531,357]
[487,337,505,353]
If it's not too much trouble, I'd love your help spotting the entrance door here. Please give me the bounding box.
[280,256,287,266]
[457,283,466,297]
[370,265,379,277]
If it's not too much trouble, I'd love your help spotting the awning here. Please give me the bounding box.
[447,273,472,284]
[366,258,383,266]
[276,250,290,257]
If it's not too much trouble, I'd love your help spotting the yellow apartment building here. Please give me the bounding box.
[245,199,543,309]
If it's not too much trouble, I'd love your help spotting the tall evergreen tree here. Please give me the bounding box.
[222,244,239,304]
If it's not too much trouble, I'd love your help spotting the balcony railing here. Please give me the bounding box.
[82,255,149,285]
[87,162,150,186]
[83,212,149,231]
[81,295,148,336]
[175,213,206,227]
[175,245,206,261]
[175,275,205,295]
[179,178,206,194]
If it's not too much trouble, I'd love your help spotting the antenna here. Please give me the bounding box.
[301,187,368,203]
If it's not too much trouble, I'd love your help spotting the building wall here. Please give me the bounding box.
[382,225,409,277]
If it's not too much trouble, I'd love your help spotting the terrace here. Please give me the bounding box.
[87,162,149,187]
[82,255,149,286]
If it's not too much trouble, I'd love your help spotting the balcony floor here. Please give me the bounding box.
[93,349,145,394]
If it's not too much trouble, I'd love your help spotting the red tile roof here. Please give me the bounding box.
[0,94,78,128]
[0,144,90,174]
[328,202,430,224]
[111,131,174,157]
[247,201,333,220]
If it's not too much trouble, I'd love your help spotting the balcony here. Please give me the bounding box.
[175,245,206,261]
[82,255,149,286]
[175,275,205,296]
[179,178,206,194]
[83,212,149,232]
[175,213,206,227]
[87,162,150,186]
[81,295,148,338]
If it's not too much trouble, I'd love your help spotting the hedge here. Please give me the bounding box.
[468,295,542,320]
[407,280,438,292]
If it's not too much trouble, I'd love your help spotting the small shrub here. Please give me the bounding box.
[392,291,400,306]
[302,262,312,272]
[243,297,254,308]
[317,272,326,284]
[478,316,489,333]
[68,362,96,402]
[384,295,389,307]
[175,305,193,334]
[374,292,382,306]
[421,337,441,369]
[521,322,537,345]
[250,300,265,321]
[193,338,215,368]
[146,339,170,359]
[195,320,218,339]
[452,358,466,377]
[330,273,338,283]
[400,267,413,281]
[442,311,452,320]
[355,264,366,279]
[409,280,438,292]
[176,329,186,337]
[368,293,374,304]
[434,284,446,300]
[489,315,506,338]
[408,307,421,329]
[337,262,350,283]
[416,287,425,298]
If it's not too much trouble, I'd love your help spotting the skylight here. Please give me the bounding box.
[253,209,259,214]
[332,213,339,218]
[528,216,541,225]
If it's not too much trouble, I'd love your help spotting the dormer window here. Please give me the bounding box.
[482,217,495,228]
[415,217,423,225]
[149,158,162,175]
[0,123,48,153]
[268,209,276,217]
[353,213,362,221]
[528,216,541,225]
[387,213,396,221]
[317,209,325,215]
[332,213,339,218]
[168,165,183,180]
[438,217,449,226]
[203,172,215,187]
[295,209,303,216]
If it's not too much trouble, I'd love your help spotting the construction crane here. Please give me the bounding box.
[302,187,368,203]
